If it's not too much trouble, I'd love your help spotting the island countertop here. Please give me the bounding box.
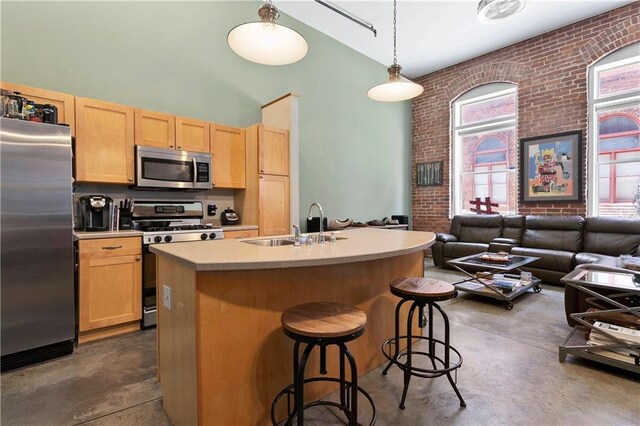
[150,227,434,271]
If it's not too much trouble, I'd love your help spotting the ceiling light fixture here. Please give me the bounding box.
[227,0,308,66]
[477,0,526,23]
[367,0,423,102]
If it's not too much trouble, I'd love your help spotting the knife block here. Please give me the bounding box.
[118,210,133,230]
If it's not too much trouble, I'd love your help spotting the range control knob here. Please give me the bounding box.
[201,233,208,240]
[154,236,162,243]
[209,233,217,240]
[164,235,173,243]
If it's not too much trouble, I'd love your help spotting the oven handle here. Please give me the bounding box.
[193,158,197,187]
[102,245,122,250]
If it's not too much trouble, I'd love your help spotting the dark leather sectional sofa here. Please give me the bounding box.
[432,215,640,325]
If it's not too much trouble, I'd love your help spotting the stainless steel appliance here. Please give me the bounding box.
[221,207,240,225]
[135,145,212,190]
[1,118,75,371]
[78,195,113,231]
[132,201,223,327]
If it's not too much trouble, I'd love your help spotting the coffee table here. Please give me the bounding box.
[447,252,542,310]
[559,268,640,373]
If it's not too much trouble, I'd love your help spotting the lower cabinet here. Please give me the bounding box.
[224,229,259,239]
[78,237,142,343]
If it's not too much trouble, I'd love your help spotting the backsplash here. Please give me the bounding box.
[73,183,235,228]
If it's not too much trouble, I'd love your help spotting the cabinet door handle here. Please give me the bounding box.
[177,145,182,149]
[260,169,264,173]
[135,256,141,261]
[102,245,122,250]
[128,178,133,182]
[259,176,263,179]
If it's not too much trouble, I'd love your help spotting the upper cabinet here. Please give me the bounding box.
[134,109,175,149]
[210,124,246,189]
[75,97,135,184]
[176,117,209,153]
[258,125,289,176]
[0,81,76,136]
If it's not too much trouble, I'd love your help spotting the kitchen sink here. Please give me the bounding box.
[243,238,296,247]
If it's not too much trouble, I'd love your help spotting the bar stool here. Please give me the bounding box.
[382,277,466,409]
[271,302,376,426]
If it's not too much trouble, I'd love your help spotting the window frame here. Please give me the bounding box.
[451,85,518,217]
[587,43,640,217]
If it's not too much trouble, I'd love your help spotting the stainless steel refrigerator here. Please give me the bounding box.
[1,117,75,371]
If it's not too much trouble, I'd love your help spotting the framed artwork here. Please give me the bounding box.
[519,131,582,203]
[417,161,443,186]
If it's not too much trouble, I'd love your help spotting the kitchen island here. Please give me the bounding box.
[151,228,434,425]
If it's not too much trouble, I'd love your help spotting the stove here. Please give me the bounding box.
[132,200,224,328]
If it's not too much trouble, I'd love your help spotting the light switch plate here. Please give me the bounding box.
[163,285,172,310]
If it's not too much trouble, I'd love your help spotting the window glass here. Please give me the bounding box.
[460,93,516,125]
[598,62,640,98]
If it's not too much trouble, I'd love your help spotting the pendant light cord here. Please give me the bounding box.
[393,0,397,66]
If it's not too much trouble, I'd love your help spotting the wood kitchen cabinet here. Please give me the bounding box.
[78,237,142,343]
[210,124,246,188]
[223,229,259,239]
[176,117,209,153]
[134,109,176,149]
[0,81,76,135]
[75,97,135,184]
[235,124,290,236]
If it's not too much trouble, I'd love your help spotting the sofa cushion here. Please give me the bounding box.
[510,247,575,272]
[521,215,584,252]
[450,215,503,244]
[583,217,640,256]
[501,215,525,242]
[443,242,489,259]
[575,252,618,268]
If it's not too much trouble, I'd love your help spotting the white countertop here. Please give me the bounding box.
[74,230,143,240]
[149,228,435,271]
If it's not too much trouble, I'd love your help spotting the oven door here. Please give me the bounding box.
[135,145,211,190]
[142,245,157,328]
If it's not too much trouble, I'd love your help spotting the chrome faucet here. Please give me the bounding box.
[292,224,301,246]
[307,202,325,243]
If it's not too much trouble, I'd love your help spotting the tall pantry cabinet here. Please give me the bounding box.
[235,124,290,236]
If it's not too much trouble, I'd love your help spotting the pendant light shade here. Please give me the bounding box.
[367,64,424,102]
[368,0,423,102]
[227,2,308,66]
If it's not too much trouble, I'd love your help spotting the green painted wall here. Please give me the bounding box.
[1,1,411,224]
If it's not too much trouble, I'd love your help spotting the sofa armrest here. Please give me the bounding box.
[436,233,458,243]
[489,237,518,253]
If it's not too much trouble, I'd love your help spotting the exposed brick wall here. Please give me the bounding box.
[412,3,640,235]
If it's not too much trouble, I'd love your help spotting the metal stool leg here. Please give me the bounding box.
[399,301,418,409]
[427,302,437,370]
[340,343,359,426]
[295,343,315,425]
[383,298,409,375]
[433,302,466,407]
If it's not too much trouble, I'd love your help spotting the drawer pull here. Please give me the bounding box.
[102,245,122,250]
[135,256,141,261]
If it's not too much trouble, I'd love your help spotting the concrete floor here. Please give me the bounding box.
[2,262,639,425]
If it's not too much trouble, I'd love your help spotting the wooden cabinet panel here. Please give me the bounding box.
[224,229,259,239]
[135,109,175,149]
[78,237,142,341]
[176,117,209,153]
[259,125,289,176]
[259,175,290,236]
[0,81,76,135]
[211,124,246,188]
[75,97,134,184]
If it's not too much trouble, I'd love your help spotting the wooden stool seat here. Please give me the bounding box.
[390,277,454,299]
[282,302,367,339]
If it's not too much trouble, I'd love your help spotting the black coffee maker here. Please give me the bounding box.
[79,195,113,231]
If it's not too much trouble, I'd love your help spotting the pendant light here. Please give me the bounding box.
[227,0,308,66]
[367,0,423,102]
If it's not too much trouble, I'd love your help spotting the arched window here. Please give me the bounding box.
[451,83,517,215]
[588,42,640,217]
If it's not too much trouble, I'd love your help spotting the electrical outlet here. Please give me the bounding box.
[207,204,217,216]
[163,285,172,310]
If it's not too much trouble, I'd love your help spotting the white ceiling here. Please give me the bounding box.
[278,0,636,78]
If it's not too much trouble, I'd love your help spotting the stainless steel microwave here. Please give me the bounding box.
[135,145,212,190]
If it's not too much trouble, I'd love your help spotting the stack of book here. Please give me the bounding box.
[586,321,640,364]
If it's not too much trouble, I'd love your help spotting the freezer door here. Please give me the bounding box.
[1,118,75,355]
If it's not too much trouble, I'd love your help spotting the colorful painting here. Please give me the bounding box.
[520,131,582,203]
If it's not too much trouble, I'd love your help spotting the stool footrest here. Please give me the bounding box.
[271,377,376,426]
[382,336,463,377]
